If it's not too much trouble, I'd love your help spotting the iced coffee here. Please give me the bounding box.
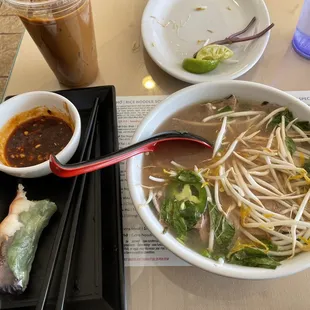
[5,0,98,87]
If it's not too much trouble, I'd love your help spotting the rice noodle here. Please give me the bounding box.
[202,111,234,123]
[172,118,235,127]
[293,138,310,142]
[255,107,286,128]
[276,127,287,159]
[249,170,270,176]
[219,165,232,197]
[292,124,310,145]
[255,194,306,200]
[195,166,213,202]
[240,114,263,126]
[212,117,227,158]
[142,190,153,207]
[291,181,308,187]
[214,180,224,214]
[152,193,161,213]
[208,229,215,252]
[139,184,162,189]
[281,115,286,142]
[253,177,283,195]
[238,162,280,196]
[239,225,267,247]
[297,146,310,156]
[291,189,310,256]
[241,149,278,156]
[225,178,288,220]
[286,118,298,131]
[244,220,310,229]
[208,131,247,169]
[232,160,263,205]
[231,184,245,197]
[228,111,264,118]
[268,157,296,167]
[149,176,167,183]
[243,130,261,141]
[233,152,257,167]
[250,164,302,172]
[171,161,185,169]
[281,116,295,165]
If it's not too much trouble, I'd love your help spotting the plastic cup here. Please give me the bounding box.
[3,0,98,87]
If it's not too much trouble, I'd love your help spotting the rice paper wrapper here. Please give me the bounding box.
[0,185,57,294]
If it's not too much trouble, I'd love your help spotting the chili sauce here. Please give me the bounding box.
[5,115,73,167]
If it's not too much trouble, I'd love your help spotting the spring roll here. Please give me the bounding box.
[0,184,57,294]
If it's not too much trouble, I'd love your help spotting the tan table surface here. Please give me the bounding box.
[4,0,310,309]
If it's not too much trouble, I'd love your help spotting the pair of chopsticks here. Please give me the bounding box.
[36,98,100,310]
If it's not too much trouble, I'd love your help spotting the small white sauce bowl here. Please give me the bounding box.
[127,80,310,280]
[0,91,81,178]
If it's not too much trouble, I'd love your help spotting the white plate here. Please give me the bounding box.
[141,0,271,84]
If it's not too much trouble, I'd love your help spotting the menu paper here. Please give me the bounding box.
[117,91,310,267]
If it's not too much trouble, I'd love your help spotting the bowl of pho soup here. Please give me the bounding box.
[127,81,310,279]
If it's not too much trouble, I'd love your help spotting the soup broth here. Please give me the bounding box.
[143,99,278,177]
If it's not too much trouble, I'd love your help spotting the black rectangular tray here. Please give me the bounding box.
[1,86,125,310]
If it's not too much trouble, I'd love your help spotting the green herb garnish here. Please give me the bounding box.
[304,159,310,174]
[209,203,235,256]
[268,109,293,128]
[176,170,201,184]
[268,109,310,133]
[160,170,208,240]
[229,247,280,269]
[201,249,212,258]
[285,136,296,155]
[259,239,278,251]
[217,105,233,114]
[295,121,310,131]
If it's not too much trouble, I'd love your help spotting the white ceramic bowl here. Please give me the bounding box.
[0,91,81,178]
[127,80,310,280]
